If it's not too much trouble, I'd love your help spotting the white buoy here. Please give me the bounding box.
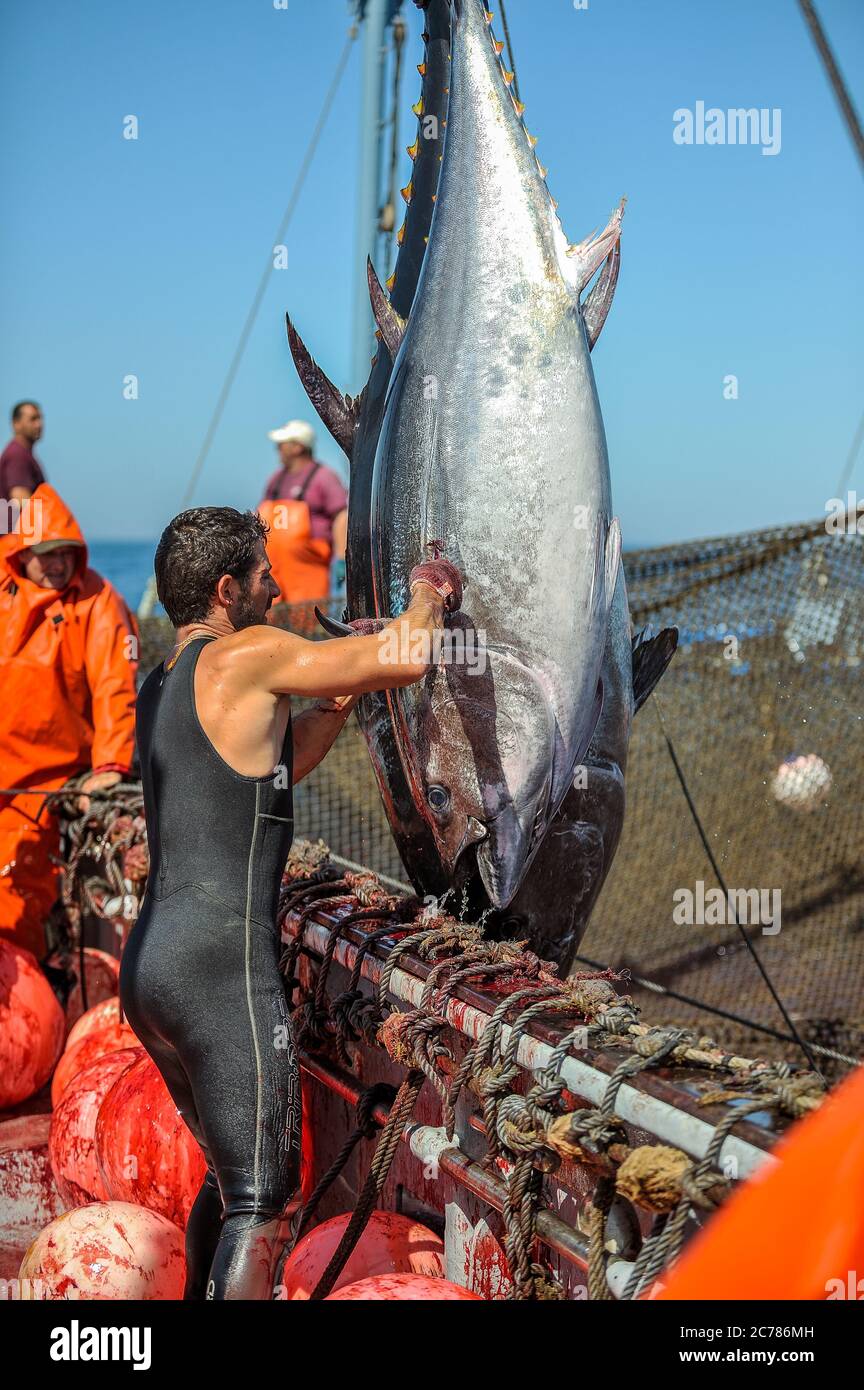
[771,754,832,811]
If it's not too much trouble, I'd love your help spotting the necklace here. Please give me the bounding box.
[164,631,210,672]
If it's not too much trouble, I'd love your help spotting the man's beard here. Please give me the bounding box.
[231,586,271,631]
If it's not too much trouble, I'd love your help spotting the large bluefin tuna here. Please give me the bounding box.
[287,0,676,963]
[364,0,625,907]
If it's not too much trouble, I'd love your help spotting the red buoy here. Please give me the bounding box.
[280,1210,444,1300]
[50,1019,138,1107]
[18,1201,185,1300]
[48,1048,143,1206]
[95,1052,207,1228]
[64,949,120,1031]
[326,1272,482,1300]
[0,940,65,1109]
[64,996,124,1054]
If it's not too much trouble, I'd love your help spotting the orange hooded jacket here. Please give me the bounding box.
[0,484,138,821]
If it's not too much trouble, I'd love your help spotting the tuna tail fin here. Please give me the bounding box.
[367,258,408,360]
[567,198,626,296]
[286,316,362,462]
[631,625,679,713]
[582,237,621,351]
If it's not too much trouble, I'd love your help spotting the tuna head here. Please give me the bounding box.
[402,634,561,908]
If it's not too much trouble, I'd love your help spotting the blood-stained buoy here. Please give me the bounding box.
[63,948,120,1031]
[95,1052,206,1228]
[0,940,65,1109]
[64,996,124,1054]
[48,1048,143,1206]
[279,1210,444,1300]
[18,1201,185,1300]
[326,1272,482,1300]
[50,1020,139,1107]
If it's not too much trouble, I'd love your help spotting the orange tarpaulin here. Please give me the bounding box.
[0,485,138,955]
[650,1064,864,1301]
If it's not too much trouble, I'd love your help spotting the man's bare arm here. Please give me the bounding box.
[250,586,447,699]
[291,694,358,784]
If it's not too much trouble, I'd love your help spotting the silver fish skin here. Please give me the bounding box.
[370,0,622,908]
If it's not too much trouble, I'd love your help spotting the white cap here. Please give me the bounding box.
[268,419,316,450]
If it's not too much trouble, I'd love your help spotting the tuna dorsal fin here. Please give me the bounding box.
[367,257,408,360]
[631,625,679,713]
[285,316,361,462]
[567,198,625,297]
[582,238,621,351]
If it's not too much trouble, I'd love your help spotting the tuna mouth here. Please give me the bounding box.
[474,785,551,909]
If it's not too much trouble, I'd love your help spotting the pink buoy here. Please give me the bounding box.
[18,1200,185,1299]
[50,1020,138,1107]
[64,996,123,1054]
[64,949,120,1031]
[326,1272,482,1300]
[95,1052,207,1228]
[280,1210,444,1300]
[0,940,65,1110]
[48,1048,143,1206]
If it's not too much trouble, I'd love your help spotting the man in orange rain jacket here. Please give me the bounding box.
[647,1063,864,1300]
[0,484,138,958]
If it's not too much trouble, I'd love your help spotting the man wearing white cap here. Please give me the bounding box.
[259,420,348,605]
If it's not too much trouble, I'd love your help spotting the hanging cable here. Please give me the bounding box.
[497,0,522,107]
[797,0,864,173]
[651,693,822,1078]
[138,25,358,616]
[835,405,864,497]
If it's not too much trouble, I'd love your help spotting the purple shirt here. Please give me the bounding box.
[262,459,347,543]
[0,440,46,499]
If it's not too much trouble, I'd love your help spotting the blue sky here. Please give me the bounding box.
[1,0,862,545]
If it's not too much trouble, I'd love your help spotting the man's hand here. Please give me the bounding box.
[314,693,359,716]
[409,556,463,612]
[292,694,360,783]
[78,769,122,813]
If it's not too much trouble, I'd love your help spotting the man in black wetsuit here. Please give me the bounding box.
[119,507,461,1300]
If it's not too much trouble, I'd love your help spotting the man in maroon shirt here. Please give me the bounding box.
[259,419,348,603]
[0,402,47,502]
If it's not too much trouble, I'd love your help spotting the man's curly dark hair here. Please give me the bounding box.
[155,507,269,627]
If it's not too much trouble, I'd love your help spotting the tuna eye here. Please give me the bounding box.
[427,785,450,812]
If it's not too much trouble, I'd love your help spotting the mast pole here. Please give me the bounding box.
[351,0,402,393]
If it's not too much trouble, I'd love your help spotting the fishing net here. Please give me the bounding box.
[138,515,863,1077]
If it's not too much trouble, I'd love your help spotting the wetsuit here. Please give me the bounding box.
[119,636,301,1300]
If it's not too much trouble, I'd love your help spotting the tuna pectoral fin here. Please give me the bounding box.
[567,198,625,296]
[582,239,620,351]
[286,317,362,462]
[631,625,679,713]
[367,258,408,361]
[592,517,622,622]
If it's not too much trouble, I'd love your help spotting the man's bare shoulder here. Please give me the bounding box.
[198,623,301,679]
